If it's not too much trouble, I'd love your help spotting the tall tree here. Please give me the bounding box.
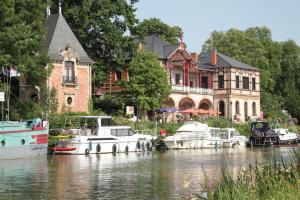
[0,0,48,86]
[125,50,171,118]
[0,0,49,119]
[51,0,139,85]
[132,18,182,44]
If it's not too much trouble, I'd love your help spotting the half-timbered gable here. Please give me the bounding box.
[199,51,261,122]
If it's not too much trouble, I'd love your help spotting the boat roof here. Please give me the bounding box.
[177,121,209,132]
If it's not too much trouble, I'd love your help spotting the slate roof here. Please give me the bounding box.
[45,14,94,63]
[198,51,259,71]
[142,35,180,59]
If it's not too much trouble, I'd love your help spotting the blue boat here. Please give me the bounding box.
[0,118,49,159]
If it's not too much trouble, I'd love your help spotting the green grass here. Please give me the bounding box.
[201,151,300,200]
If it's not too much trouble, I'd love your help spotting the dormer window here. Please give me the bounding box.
[63,61,77,84]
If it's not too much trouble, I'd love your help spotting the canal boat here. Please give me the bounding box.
[0,118,49,159]
[49,116,155,154]
[273,128,299,145]
[249,122,299,146]
[163,121,223,149]
[210,127,248,148]
[249,122,279,146]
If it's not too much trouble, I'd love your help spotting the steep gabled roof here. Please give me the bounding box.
[45,14,93,63]
[198,51,259,71]
[143,35,180,59]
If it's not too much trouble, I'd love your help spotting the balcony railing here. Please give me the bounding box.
[171,85,213,95]
[63,76,77,85]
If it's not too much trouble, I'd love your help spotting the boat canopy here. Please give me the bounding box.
[177,121,209,132]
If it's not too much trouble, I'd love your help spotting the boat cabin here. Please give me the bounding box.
[210,128,240,140]
[70,116,135,137]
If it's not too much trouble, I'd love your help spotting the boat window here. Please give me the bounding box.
[230,131,234,138]
[101,118,117,127]
[111,129,135,136]
[129,129,135,136]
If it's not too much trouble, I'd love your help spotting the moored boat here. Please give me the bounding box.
[163,121,223,149]
[249,122,299,146]
[0,118,49,159]
[210,127,248,148]
[273,128,299,145]
[49,116,156,154]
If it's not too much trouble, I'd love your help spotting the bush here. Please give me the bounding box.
[206,117,230,128]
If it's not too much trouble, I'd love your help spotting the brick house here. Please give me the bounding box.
[44,12,94,112]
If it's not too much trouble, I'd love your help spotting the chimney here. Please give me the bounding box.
[211,50,217,65]
[191,52,198,62]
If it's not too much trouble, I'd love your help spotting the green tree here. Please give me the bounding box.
[0,0,49,85]
[132,18,182,44]
[126,50,171,118]
[0,0,49,119]
[51,0,139,85]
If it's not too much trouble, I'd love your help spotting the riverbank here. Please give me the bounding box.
[191,149,300,200]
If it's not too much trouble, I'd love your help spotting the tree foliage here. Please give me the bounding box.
[202,27,300,120]
[0,0,49,119]
[125,50,171,117]
[0,0,49,86]
[132,18,182,44]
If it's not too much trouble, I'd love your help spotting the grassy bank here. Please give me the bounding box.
[194,151,300,200]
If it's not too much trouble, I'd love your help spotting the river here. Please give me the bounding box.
[0,147,298,200]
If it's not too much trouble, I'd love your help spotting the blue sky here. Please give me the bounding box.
[135,0,300,52]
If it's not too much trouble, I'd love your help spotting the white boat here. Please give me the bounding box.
[163,121,223,149]
[49,116,155,154]
[210,128,248,148]
[273,128,299,145]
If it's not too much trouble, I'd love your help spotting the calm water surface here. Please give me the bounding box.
[0,147,298,200]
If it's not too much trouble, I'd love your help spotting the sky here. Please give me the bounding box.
[134,0,300,52]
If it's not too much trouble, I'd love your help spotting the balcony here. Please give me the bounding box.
[171,85,213,95]
[63,76,77,85]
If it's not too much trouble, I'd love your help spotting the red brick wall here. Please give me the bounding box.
[49,61,90,113]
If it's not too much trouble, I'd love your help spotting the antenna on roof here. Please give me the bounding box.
[58,0,62,15]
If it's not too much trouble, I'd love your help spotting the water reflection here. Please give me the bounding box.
[0,157,48,200]
[0,147,298,199]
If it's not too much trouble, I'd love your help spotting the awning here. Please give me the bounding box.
[156,107,179,113]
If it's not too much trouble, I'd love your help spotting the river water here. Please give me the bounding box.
[0,147,298,200]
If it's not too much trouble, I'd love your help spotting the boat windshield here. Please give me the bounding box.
[211,129,228,139]
[78,118,98,128]
[101,118,117,127]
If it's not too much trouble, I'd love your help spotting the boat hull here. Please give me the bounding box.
[50,139,154,154]
[164,139,223,149]
[0,120,49,160]
[0,144,48,159]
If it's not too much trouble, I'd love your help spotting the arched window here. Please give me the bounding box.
[252,102,256,116]
[235,101,240,115]
[244,102,248,120]
[219,101,225,117]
